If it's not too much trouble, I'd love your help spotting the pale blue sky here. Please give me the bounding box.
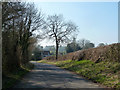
[34,2,118,46]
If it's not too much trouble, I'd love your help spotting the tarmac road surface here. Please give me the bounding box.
[14,61,105,89]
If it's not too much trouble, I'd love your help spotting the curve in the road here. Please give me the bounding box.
[14,61,104,89]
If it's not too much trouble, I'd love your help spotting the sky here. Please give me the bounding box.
[33,2,118,47]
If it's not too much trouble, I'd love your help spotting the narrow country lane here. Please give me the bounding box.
[14,61,104,89]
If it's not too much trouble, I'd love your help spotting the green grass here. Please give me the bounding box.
[2,62,34,89]
[38,60,120,89]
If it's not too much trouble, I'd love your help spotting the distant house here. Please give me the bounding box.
[41,51,51,58]
[43,45,56,55]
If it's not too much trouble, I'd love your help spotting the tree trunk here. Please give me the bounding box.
[56,41,59,60]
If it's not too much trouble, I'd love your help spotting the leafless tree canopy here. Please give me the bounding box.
[78,39,90,49]
[42,14,78,43]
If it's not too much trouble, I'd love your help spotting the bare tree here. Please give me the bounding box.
[79,39,95,49]
[79,39,90,49]
[17,3,44,63]
[42,14,78,60]
[2,2,44,71]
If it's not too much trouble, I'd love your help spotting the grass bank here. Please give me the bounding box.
[2,62,34,89]
[38,60,120,89]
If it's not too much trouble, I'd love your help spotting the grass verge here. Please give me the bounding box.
[38,60,120,89]
[2,62,34,89]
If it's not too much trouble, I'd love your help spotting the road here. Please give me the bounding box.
[14,61,104,89]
